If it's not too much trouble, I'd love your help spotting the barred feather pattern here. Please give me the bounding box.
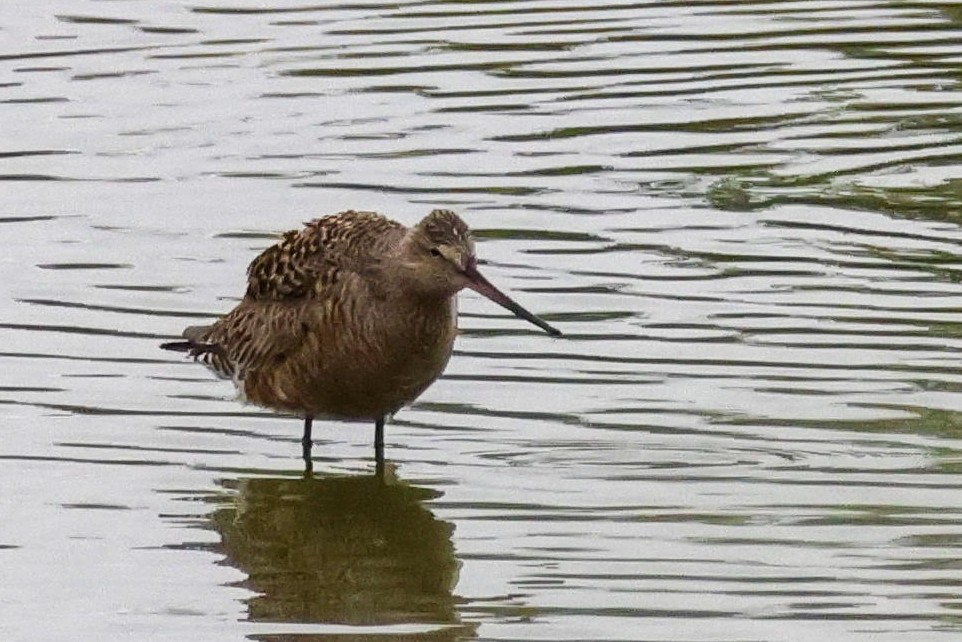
[245,210,404,301]
[190,303,310,382]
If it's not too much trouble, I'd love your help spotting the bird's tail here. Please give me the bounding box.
[160,324,217,357]
[160,340,193,352]
[160,338,220,359]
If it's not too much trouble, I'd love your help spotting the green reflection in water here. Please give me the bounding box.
[209,471,469,634]
[708,175,962,223]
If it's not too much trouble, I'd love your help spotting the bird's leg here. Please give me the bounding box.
[374,416,385,479]
[302,416,314,477]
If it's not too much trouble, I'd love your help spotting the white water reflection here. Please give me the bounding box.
[4,1,962,641]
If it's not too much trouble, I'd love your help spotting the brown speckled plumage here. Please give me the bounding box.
[244,211,404,301]
[162,208,560,474]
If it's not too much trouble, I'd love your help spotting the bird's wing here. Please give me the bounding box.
[186,211,404,380]
[187,302,311,381]
[244,210,405,301]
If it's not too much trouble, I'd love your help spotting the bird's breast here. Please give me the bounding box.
[249,293,458,420]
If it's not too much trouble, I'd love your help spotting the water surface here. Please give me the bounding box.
[4,1,962,640]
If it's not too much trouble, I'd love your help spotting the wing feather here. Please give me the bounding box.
[184,210,405,382]
[188,303,312,381]
[244,210,404,301]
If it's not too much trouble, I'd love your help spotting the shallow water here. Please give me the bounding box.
[5,1,962,640]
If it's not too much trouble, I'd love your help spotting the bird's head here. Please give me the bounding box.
[400,209,561,336]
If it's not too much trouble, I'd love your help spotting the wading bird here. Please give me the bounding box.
[162,209,561,475]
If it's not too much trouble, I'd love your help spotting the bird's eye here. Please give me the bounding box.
[429,247,442,257]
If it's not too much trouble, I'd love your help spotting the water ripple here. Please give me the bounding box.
[4,1,962,641]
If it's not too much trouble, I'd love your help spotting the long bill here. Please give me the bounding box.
[463,264,562,337]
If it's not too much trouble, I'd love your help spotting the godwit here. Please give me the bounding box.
[162,209,561,474]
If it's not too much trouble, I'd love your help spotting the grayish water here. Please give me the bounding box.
[5,1,962,640]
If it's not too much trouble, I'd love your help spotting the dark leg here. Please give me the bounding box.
[302,416,314,476]
[374,416,385,479]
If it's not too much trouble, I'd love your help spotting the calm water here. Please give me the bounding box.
[5,1,962,640]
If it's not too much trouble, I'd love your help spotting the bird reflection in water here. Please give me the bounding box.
[209,468,472,638]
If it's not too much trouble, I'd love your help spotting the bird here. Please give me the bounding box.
[161,208,561,476]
